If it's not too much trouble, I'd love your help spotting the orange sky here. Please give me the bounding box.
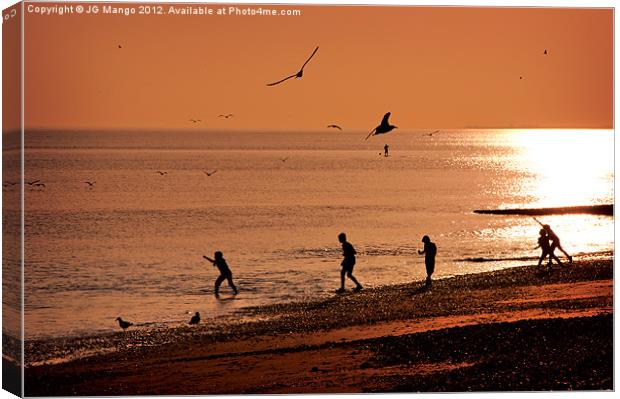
[9,3,615,130]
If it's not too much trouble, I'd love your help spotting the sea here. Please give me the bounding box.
[2,128,614,339]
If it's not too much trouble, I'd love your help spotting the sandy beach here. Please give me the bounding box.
[23,258,612,395]
[4,4,614,397]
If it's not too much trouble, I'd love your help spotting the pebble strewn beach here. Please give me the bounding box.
[22,258,613,394]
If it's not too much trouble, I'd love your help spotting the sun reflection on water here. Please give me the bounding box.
[508,129,613,208]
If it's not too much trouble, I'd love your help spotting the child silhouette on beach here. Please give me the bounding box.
[336,233,363,294]
[543,224,573,264]
[384,144,390,157]
[418,235,437,287]
[534,228,560,269]
[203,251,238,296]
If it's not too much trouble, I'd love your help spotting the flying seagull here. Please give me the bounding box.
[280,157,289,163]
[189,119,202,123]
[204,170,217,177]
[26,180,40,186]
[33,183,46,189]
[189,312,200,325]
[364,112,398,140]
[84,181,96,187]
[156,171,168,176]
[116,317,133,330]
[218,114,234,119]
[327,124,342,131]
[267,46,319,86]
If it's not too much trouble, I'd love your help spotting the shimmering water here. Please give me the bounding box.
[5,129,613,339]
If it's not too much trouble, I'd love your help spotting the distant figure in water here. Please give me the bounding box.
[384,144,390,157]
[203,251,238,296]
[336,233,363,293]
[543,224,572,264]
[534,228,561,269]
[418,235,437,287]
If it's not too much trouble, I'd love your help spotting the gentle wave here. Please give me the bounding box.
[455,250,612,263]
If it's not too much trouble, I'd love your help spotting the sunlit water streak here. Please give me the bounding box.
[4,129,612,340]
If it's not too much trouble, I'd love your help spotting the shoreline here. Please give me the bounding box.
[23,258,613,394]
[17,250,613,345]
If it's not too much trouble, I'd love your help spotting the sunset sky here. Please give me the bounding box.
[5,2,614,130]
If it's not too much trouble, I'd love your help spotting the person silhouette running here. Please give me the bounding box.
[336,233,363,293]
[534,228,561,269]
[418,235,437,287]
[384,144,389,157]
[203,251,238,296]
[543,224,572,264]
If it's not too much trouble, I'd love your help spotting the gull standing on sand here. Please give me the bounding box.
[266,46,319,86]
[116,317,133,330]
[365,112,397,140]
[189,312,201,325]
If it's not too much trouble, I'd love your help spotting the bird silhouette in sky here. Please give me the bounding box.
[427,130,439,136]
[26,180,40,186]
[189,312,200,325]
[218,114,234,119]
[189,119,202,123]
[84,181,96,187]
[204,170,217,177]
[327,124,342,131]
[156,171,168,176]
[280,157,289,163]
[267,46,319,86]
[116,317,133,330]
[365,112,398,140]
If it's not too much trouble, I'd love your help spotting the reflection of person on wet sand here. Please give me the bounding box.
[418,235,437,287]
[336,233,363,294]
[534,228,561,270]
[203,251,238,296]
[384,144,389,157]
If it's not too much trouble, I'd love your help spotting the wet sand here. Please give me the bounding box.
[24,259,613,395]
